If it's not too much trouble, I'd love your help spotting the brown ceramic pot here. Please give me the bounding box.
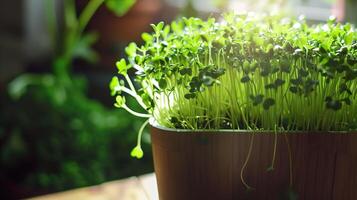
[150,123,357,200]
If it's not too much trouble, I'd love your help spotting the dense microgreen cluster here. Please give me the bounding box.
[111,13,357,137]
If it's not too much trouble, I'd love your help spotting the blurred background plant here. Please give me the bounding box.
[0,0,355,199]
[0,0,155,199]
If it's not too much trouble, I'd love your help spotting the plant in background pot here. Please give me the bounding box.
[1,0,148,198]
[110,13,357,199]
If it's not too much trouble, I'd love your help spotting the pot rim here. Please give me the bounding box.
[149,118,355,134]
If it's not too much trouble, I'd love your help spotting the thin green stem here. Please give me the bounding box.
[44,0,58,54]
[122,105,151,118]
[55,0,105,77]
[77,0,105,36]
[268,125,278,171]
[240,134,255,191]
[119,86,148,110]
[125,74,137,94]
[64,0,77,30]
[284,134,293,187]
[137,119,150,147]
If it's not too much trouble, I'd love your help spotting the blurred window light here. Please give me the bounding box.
[229,0,335,20]
[288,0,338,21]
[165,0,344,22]
[165,0,220,12]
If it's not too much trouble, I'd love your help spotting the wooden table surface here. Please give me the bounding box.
[28,173,158,200]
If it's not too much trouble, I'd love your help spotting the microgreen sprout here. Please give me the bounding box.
[130,119,149,159]
[110,13,357,159]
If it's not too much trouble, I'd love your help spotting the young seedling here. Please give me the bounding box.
[110,13,357,160]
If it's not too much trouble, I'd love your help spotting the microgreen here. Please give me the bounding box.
[110,13,357,157]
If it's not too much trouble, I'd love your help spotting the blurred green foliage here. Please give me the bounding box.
[1,76,153,193]
[0,0,153,198]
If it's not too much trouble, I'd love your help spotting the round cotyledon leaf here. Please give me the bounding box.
[130,146,144,159]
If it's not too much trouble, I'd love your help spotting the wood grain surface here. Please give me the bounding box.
[151,126,357,200]
[28,174,158,200]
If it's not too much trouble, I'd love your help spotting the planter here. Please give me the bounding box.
[150,122,357,200]
[109,14,357,200]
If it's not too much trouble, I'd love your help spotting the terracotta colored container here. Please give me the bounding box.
[150,123,357,200]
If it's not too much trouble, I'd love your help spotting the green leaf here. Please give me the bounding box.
[240,75,250,83]
[265,83,276,89]
[184,93,196,99]
[116,58,128,75]
[263,98,275,110]
[243,60,250,72]
[130,146,143,159]
[344,32,353,45]
[321,38,333,51]
[170,116,179,124]
[210,68,225,78]
[298,69,309,77]
[8,74,55,100]
[72,32,99,64]
[141,32,153,43]
[157,22,164,31]
[337,46,348,56]
[171,21,183,33]
[109,76,120,96]
[280,65,291,73]
[339,83,352,95]
[151,21,164,33]
[250,94,264,106]
[290,78,302,85]
[163,25,170,37]
[159,78,167,89]
[105,0,136,16]
[289,86,298,94]
[114,96,126,108]
[179,68,192,76]
[202,76,215,86]
[325,96,332,102]
[274,79,285,87]
[342,98,352,105]
[125,42,137,58]
[345,69,357,81]
[326,100,342,111]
